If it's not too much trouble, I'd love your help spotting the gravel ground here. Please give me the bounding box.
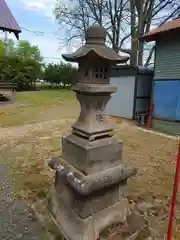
[0,115,179,239]
[0,119,74,142]
[0,119,73,240]
[0,164,47,240]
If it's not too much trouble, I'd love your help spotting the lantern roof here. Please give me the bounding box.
[62,25,129,63]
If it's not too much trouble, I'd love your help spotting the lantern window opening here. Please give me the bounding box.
[94,67,107,79]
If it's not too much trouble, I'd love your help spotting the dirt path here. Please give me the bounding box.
[0,163,48,240]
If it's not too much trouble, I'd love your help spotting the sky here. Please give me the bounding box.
[0,0,73,64]
[1,0,175,66]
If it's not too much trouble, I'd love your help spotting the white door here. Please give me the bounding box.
[106,76,135,119]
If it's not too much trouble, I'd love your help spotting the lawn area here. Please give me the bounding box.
[0,89,180,238]
[0,89,78,126]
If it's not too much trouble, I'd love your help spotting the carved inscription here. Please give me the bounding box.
[96,101,103,111]
[96,101,104,122]
[96,113,104,122]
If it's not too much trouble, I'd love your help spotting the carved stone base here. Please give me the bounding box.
[62,134,123,174]
[53,164,129,218]
[48,187,129,240]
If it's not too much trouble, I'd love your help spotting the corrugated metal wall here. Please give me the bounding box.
[176,90,180,120]
[152,34,180,135]
[155,34,180,79]
[153,80,180,120]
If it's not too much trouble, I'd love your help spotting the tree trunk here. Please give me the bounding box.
[130,0,138,66]
[138,40,144,66]
[137,0,144,66]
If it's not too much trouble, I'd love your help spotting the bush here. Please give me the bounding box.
[0,56,42,91]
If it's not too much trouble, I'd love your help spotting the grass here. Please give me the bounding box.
[0,89,77,199]
[0,89,77,126]
[0,89,180,238]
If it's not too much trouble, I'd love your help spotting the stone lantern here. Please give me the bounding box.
[48,25,137,240]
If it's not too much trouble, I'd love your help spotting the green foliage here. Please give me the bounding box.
[0,56,42,91]
[43,62,77,87]
[15,40,42,62]
[0,40,5,56]
[0,40,15,57]
[0,40,43,91]
[0,39,76,91]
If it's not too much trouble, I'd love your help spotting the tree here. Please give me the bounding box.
[0,39,15,57]
[0,40,5,56]
[0,39,42,61]
[0,40,43,90]
[43,62,77,87]
[58,62,77,86]
[15,40,43,62]
[54,0,180,66]
[130,0,180,66]
[54,0,130,53]
[0,56,42,90]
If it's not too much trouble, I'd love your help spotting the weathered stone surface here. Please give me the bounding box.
[48,187,129,240]
[72,92,113,140]
[98,208,150,240]
[125,210,148,237]
[48,25,136,240]
[62,134,123,174]
[48,157,136,198]
[48,157,137,219]
[54,174,126,218]
[72,83,117,93]
[33,197,169,240]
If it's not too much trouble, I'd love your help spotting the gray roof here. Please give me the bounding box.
[0,0,21,39]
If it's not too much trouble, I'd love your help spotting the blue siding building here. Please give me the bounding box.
[141,18,180,135]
